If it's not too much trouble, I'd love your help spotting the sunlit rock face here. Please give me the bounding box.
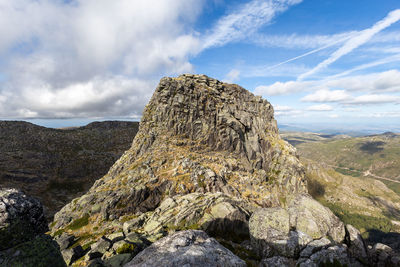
[50,74,308,266]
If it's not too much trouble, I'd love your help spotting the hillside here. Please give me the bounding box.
[286,132,400,194]
[0,121,139,218]
[281,131,400,249]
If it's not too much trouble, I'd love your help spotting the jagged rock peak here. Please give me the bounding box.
[131,74,284,172]
[50,75,307,266]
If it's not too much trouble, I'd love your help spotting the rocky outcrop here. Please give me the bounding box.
[125,230,246,267]
[248,194,369,266]
[0,120,139,218]
[249,194,345,258]
[49,74,307,265]
[0,188,65,266]
[0,188,47,250]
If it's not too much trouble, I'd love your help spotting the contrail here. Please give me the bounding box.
[298,9,400,81]
[264,34,354,70]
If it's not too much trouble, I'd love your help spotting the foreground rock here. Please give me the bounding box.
[0,188,47,250]
[50,74,307,265]
[249,194,370,266]
[125,230,246,267]
[0,188,65,266]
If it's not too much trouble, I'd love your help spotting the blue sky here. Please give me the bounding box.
[0,0,399,131]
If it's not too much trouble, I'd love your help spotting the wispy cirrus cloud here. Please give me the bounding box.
[298,9,400,80]
[202,0,303,49]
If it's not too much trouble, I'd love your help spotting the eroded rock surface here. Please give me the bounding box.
[124,230,246,267]
[49,74,307,265]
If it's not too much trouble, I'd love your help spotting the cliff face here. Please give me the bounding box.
[50,74,307,265]
[0,121,139,218]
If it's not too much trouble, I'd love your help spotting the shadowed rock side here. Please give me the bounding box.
[50,74,364,266]
[0,188,65,266]
[0,120,139,218]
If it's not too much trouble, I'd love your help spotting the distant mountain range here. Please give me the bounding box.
[0,120,139,219]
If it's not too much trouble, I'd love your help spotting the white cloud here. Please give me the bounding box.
[274,105,293,111]
[328,114,339,118]
[256,69,400,98]
[306,104,333,111]
[254,80,312,95]
[327,69,400,92]
[223,69,241,83]
[301,89,351,102]
[0,0,304,119]
[346,94,400,105]
[202,0,303,49]
[298,9,400,80]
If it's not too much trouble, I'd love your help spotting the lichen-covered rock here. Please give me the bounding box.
[259,256,292,267]
[0,188,48,250]
[124,230,246,267]
[249,194,345,259]
[141,192,250,241]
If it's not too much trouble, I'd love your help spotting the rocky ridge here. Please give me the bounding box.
[0,120,139,218]
[48,75,388,266]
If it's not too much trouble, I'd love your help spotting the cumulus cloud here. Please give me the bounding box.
[301,89,351,102]
[0,0,207,119]
[346,94,400,105]
[254,80,313,96]
[306,104,333,111]
[0,0,303,119]
[256,69,400,98]
[298,9,400,80]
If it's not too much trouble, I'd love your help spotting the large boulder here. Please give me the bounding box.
[140,192,250,242]
[124,230,246,267]
[0,188,48,250]
[249,194,345,258]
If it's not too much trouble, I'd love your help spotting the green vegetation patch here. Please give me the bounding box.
[67,213,90,230]
[320,200,393,236]
[116,243,136,254]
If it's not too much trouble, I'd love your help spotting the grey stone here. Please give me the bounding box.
[0,188,47,250]
[260,256,291,267]
[124,230,246,267]
[56,233,75,251]
[345,224,367,261]
[300,237,331,258]
[61,245,85,266]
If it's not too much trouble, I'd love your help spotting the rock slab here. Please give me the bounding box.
[124,230,246,267]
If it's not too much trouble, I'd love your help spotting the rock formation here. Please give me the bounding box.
[49,74,308,265]
[0,121,139,218]
[47,74,390,266]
